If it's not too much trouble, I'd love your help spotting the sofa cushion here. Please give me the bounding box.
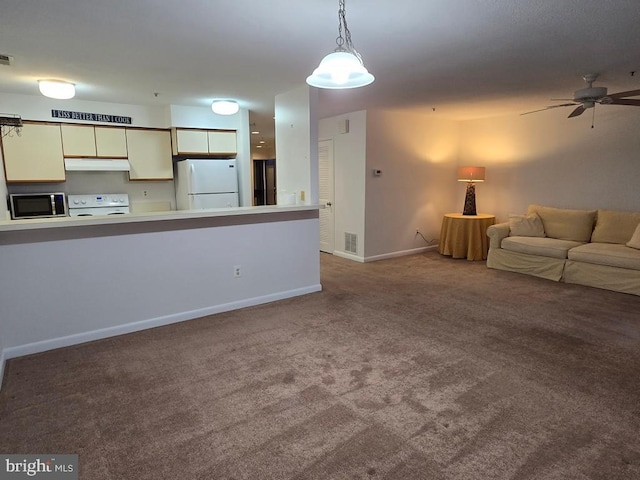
[509,213,545,237]
[527,205,596,242]
[502,236,584,259]
[591,209,640,244]
[627,224,640,250]
[568,243,640,271]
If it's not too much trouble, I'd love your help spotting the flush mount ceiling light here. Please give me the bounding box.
[38,80,75,99]
[306,0,374,89]
[211,100,239,115]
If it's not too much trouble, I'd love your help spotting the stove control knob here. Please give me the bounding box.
[73,199,80,205]
[119,198,124,203]
[81,199,87,205]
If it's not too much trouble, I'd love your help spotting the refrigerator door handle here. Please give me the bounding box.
[189,163,195,182]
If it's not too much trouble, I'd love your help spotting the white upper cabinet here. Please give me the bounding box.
[2,123,65,182]
[95,127,128,157]
[126,129,173,180]
[61,124,128,158]
[207,131,237,155]
[61,124,97,156]
[172,129,208,155]
[172,128,237,156]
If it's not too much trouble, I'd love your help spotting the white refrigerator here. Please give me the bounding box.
[175,159,239,210]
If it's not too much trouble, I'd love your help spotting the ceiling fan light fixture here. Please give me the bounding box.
[574,86,607,101]
[306,0,374,90]
[211,100,239,115]
[521,73,640,119]
[38,80,75,99]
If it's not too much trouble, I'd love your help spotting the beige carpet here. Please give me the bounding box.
[1,251,639,479]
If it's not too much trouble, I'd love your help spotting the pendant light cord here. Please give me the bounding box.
[336,0,363,63]
[336,0,346,50]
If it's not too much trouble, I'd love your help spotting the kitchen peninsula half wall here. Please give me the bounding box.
[0,205,322,386]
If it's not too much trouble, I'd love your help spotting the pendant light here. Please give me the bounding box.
[306,0,374,89]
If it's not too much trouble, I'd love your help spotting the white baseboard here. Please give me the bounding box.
[364,245,437,262]
[333,251,365,263]
[3,284,322,362]
[333,246,438,263]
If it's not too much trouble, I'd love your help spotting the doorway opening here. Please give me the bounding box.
[253,159,276,206]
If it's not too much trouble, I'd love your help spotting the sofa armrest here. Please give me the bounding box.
[487,222,510,249]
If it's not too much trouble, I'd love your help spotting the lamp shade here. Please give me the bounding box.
[457,166,486,182]
[306,51,374,89]
[38,80,75,99]
[211,100,239,115]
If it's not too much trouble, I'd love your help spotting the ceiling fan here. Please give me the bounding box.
[522,73,640,118]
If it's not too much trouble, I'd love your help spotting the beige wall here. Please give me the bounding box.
[458,107,640,222]
[320,109,460,261]
[275,86,319,204]
[365,110,460,259]
[319,105,640,262]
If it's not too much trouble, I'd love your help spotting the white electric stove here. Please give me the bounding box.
[67,194,130,216]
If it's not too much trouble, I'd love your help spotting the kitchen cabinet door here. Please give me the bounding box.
[61,124,97,156]
[172,129,209,155]
[2,123,65,182]
[208,131,237,155]
[95,127,128,157]
[126,129,173,180]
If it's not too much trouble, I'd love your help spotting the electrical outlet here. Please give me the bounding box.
[416,229,420,234]
[143,190,148,197]
[233,265,242,278]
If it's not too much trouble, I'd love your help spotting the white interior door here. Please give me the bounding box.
[319,139,335,253]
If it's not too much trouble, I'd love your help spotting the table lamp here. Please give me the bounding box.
[457,166,485,216]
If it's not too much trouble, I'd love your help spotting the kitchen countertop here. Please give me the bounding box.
[0,204,322,233]
[0,204,323,246]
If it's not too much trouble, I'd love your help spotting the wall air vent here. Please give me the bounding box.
[345,232,357,254]
[0,54,13,66]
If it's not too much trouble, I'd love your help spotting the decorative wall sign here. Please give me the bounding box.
[52,109,132,124]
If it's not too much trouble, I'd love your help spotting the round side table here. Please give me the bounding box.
[438,213,496,260]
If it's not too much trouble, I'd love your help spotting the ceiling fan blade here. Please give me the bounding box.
[608,99,640,106]
[520,103,577,116]
[568,105,586,118]
[607,89,640,99]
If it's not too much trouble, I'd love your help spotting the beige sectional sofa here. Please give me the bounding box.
[486,204,640,296]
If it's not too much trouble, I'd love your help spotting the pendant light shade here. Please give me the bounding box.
[211,100,239,115]
[306,51,374,89]
[38,80,75,99]
[306,0,374,90]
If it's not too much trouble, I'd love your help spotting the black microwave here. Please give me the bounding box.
[9,193,68,220]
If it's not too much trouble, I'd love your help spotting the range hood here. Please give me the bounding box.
[64,158,131,172]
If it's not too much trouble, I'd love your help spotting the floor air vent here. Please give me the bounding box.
[345,232,357,254]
